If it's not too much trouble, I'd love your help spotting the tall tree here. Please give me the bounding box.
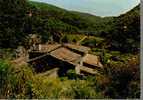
[0,0,28,48]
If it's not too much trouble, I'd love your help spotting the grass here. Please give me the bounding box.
[61,34,86,43]
[81,36,105,47]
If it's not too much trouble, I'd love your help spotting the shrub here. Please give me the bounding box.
[31,75,105,99]
[59,79,104,99]
[9,64,34,98]
[103,55,140,99]
[0,60,34,99]
[0,59,12,98]
[31,77,62,98]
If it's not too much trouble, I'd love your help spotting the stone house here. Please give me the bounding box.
[27,43,103,77]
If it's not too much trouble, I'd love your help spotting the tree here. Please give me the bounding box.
[0,0,29,48]
[109,5,140,53]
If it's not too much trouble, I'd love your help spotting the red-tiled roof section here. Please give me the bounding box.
[50,47,82,65]
[83,54,103,68]
[64,43,90,53]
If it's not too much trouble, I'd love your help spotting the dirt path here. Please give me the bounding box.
[76,36,87,45]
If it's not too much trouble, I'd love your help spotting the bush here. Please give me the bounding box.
[31,76,105,99]
[0,60,34,99]
[0,60,12,98]
[103,55,140,99]
[59,80,104,99]
[81,38,97,47]
[9,64,34,98]
[31,77,62,98]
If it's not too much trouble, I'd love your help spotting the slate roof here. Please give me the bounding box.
[64,43,90,53]
[37,44,61,53]
[83,54,103,68]
[50,47,82,65]
[28,44,103,76]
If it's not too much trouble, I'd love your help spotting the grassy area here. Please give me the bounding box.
[81,36,105,47]
[91,47,138,65]
[61,34,86,43]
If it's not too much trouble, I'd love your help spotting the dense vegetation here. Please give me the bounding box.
[0,0,140,99]
[0,56,140,99]
[0,0,139,52]
[104,5,140,53]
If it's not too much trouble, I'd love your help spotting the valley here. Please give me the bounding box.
[0,0,140,99]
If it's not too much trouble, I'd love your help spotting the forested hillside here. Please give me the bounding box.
[29,1,115,35]
[105,5,140,53]
[0,0,139,53]
[0,0,140,99]
[0,0,110,46]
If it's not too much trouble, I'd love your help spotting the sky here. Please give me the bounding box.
[31,0,140,17]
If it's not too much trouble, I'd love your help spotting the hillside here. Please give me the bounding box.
[107,4,140,53]
[0,0,140,99]
[28,1,140,53]
[27,1,140,36]
[29,1,114,33]
[0,0,140,53]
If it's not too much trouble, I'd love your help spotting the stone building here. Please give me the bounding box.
[27,43,103,77]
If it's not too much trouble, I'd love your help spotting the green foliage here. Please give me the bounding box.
[103,55,140,98]
[0,55,140,99]
[0,60,105,99]
[0,60,34,98]
[82,38,97,47]
[28,75,105,99]
[9,65,34,98]
[31,77,62,98]
[100,47,109,64]
[0,0,29,48]
[0,60,11,98]
[0,1,140,99]
[60,34,85,43]
[60,80,104,99]
[81,36,105,48]
[107,5,140,53]
[29,2,119,41]
[66,69,78,79]
[0,49,15,60]
[0,0,140,52]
